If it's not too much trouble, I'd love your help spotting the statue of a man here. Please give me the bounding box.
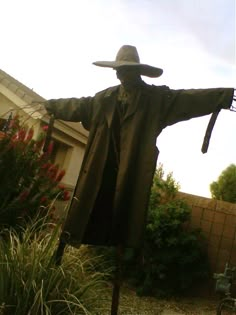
[45,45,235,252]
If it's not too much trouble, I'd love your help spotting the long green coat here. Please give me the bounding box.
[47,83,233,248]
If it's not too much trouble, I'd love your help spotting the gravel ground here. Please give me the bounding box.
[99,284,219,315]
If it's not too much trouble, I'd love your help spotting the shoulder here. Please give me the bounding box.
[150,84,170,92]
[141,83,171,99]
[141,82,170,93]
[95,85,120,99]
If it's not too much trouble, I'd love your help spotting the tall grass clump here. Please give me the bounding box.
[0,214,110,315]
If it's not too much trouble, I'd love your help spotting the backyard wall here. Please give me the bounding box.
[178,192,236,274]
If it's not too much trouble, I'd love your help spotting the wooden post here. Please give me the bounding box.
[111,244,124,315]
[53,239,66,266]
[43,114,55,152]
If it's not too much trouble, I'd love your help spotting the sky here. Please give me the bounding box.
[0,0,235,197]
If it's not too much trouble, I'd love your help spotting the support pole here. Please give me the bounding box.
[43,114,55,152]
[111,244,124,315]
[53,239,67,266]
[52,232,71,266]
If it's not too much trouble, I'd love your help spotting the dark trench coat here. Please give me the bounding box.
[47,83,234,248]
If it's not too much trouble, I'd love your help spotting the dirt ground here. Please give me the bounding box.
[101,284,219,315]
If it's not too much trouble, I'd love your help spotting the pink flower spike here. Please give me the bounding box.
[40,196,48,204]
[47,164,59,180]
[19,190,30,201]
[47,141,54,155]
[26,128,34,141]
[63,190,70,201]
[58,184,65,190]
[41,163,51,170]
[56,170,66,182]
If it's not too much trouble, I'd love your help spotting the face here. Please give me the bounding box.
[115,67,141,90]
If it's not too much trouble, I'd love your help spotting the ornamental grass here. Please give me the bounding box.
[0,214,110,315]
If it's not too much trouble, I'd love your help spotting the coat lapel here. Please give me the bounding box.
[103,86,119,128]
[123,90,141,122]
[122,82,148,123]
[102,83,146,127]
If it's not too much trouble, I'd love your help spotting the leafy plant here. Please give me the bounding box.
[210,164,236,202]
[122,164,209,297]
[0,215,110,315]
[0,114,70,229]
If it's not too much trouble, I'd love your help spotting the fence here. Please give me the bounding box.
[178,192,236,274]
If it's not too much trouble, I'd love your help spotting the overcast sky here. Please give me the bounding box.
[1,0,235,197]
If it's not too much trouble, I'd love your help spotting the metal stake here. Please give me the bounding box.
[111,244,124,315]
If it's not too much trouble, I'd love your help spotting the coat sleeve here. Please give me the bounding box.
[162,87,234,127]
[44,96,94,130]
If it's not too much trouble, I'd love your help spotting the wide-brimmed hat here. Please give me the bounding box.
[93,45,163,78]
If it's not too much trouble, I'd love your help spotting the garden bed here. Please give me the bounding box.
[101,283,219,315]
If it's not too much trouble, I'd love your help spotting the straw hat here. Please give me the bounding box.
[93,45,163,78]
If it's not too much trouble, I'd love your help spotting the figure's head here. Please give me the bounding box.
[93,45,163,79]
[115,66,141,90]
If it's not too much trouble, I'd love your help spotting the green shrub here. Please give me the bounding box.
[0,215,109,315]
[210,164,236,202]
[122,165,209,297]
[0,113,70,229]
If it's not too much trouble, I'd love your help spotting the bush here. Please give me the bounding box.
[0,114,70,229]
[210,164,236,202]
[122,165,209,297]
[0,216,109,315]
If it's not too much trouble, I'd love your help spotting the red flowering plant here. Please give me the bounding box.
[0,114,70,229]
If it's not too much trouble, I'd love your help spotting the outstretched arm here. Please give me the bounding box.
[44,96,94,130]
[163,87,234,127]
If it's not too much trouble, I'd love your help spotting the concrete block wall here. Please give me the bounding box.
[178,192,236,273]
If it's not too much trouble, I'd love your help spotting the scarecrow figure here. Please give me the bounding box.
[45,45,235,253]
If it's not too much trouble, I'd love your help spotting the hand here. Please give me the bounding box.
[44,101,56,116]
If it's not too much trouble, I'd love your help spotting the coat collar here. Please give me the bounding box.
[102,83,146,128]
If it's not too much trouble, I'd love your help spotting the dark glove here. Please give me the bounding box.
[44,100,57,116]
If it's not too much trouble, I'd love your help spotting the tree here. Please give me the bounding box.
[210,164,236,203]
